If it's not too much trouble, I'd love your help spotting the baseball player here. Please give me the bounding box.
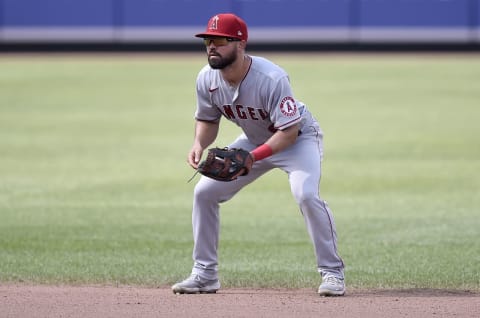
[172,13,345,296]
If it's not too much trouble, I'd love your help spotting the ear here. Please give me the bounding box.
[238,40,247,51]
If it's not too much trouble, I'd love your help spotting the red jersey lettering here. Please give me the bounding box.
[220,104,269,121]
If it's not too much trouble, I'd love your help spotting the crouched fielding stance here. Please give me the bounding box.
[172,13,345,296]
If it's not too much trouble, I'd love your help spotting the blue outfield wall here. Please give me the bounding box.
[0,0,479,44]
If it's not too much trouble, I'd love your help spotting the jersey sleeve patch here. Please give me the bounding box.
[279,96,297,117]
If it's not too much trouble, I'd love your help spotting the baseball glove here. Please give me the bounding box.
[197,147,253,182]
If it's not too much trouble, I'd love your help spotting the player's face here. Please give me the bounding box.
[204,37,240,69]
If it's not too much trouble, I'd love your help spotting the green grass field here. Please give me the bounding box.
[0,53,479,290]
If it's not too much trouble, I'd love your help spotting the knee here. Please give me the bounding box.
[194,181,214,202]
[292,190,318,207]
[193,179,232,204]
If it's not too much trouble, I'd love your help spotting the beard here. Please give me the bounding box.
[208,50,238,69]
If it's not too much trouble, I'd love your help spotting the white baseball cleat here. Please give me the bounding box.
[171,274,220,294]
[318,275,345,296]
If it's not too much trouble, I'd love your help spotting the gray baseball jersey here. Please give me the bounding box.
[195,56,321,144]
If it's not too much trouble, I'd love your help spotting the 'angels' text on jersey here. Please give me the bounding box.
[221,104,269,121]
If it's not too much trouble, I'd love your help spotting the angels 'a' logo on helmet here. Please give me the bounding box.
[280,96,297,117]
[210,15,219,30]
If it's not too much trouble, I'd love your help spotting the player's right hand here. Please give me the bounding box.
[188,147,203,169]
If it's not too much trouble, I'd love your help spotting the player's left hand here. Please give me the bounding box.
[197,147,253,181]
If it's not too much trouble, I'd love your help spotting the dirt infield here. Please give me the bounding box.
[1,285,479,318]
